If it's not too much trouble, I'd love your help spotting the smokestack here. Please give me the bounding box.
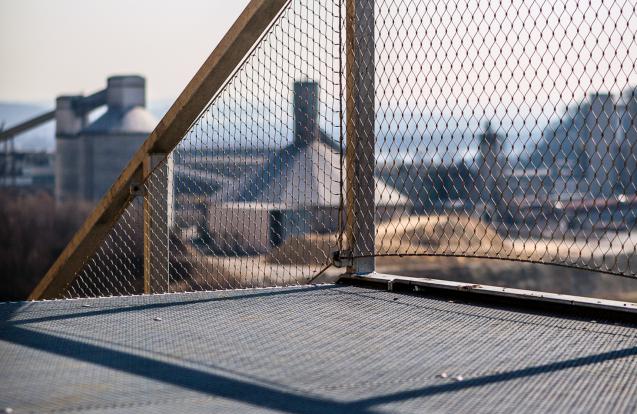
[293,81,319,145]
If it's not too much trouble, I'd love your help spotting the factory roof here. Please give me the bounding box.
[217,132,409,207]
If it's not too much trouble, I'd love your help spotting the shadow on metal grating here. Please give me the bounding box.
[1,285,636,413]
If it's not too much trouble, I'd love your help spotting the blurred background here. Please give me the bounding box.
[2,0,637,302]
[0,0,250,300]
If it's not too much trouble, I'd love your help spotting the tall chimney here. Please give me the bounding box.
[293,81,319,145]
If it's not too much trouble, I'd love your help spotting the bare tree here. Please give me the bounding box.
[0,190,92,300]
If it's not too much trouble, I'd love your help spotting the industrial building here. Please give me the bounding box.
[207,81,409,252]
[0,75,157,204]
[470,122,514,223]
[55,76,156,203]
[0,150,54,191]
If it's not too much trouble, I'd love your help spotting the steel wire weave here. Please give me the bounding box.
[62,0,344,298]
[62,0,637,298]
[368,0,637,279]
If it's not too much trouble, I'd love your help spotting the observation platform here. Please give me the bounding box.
[1,282,636,413]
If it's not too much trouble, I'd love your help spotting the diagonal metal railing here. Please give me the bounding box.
[29,0,292,298]
[31,0,637,300]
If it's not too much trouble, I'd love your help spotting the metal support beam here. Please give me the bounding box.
[0,110,55,143]
[340,272,637,316]
[345,0,376,274]
[143,153,173,294]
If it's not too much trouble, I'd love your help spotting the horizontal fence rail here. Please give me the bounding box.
[34,0,637,299]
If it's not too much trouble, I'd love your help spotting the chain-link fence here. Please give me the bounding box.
[369,0,637,278]
[60,0,345,298]
[57,0,637,299]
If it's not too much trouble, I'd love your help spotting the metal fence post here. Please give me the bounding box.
[143,153,173,293]
[345,0,375,274]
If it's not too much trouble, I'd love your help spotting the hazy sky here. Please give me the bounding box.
[0,0,250,103]
[2,0,634,112]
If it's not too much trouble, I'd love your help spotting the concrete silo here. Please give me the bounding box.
[54,95,86,204]
[582,93,620,199]
[53,74,158,204]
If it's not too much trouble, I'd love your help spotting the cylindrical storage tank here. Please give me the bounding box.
[54,95,85,204]
[107,75,146,109]
[622,88,637,194]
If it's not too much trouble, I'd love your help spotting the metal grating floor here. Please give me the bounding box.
[1,284,636,413]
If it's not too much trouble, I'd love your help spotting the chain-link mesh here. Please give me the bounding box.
[58,0,637,299]
[64,197,144,298]
[369,0,637,279]
[61,0,345,298]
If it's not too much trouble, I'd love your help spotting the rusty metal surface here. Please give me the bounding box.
[350,272,637,314]
[1,284,636,413]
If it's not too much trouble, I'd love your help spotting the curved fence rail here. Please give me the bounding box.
[34,0,637,299]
